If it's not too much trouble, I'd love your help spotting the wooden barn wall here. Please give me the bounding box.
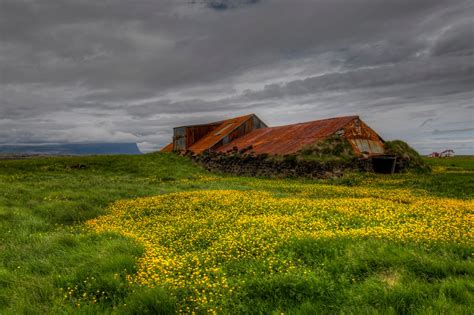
[173,123,221,151]
[185,124,221,149]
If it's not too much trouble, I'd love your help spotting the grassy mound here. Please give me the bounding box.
[296,135,357,163]
[384,140,431,173]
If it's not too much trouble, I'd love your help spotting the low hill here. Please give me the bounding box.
[0,143,141,156]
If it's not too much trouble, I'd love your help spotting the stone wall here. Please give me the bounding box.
[190,152,372,179]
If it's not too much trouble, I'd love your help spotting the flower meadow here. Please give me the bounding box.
[87,181,473,313]
[1,154,473,314]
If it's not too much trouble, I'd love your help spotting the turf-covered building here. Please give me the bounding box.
[161,114,385,156]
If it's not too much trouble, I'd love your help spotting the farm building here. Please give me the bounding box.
[161,114,385,156]
[429,150,455,158]
[161,114,267,154]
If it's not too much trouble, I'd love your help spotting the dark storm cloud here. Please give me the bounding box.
[0,0,453,87]
[1,0,473,153]
[206,0,260,11]
[431,20,474,57]
[245,57,474,100]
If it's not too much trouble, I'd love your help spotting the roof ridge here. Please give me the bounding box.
[174,113,254,129]
[188,114,255,153]
[266,115,359,129]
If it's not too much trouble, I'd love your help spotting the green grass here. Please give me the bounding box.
[424,155,474,171]
[0,154,473,314]
[234,239,473,314]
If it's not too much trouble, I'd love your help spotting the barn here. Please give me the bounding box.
[161,114,267,153]
[161,114,385,157]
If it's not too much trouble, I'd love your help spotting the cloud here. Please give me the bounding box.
[432,128,474,135]
[0,0,473,153]
[431,19,474,57]
[206,0,260,11]
[245,57,474,101]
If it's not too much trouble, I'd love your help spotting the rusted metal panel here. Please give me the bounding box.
[160,142,173,152]
[343,118,384,155]
[172,122,221,151]
[348,139,384,155]
[217,116,264,147]
[212,119,250,150]
[185,123,221,148]
[217,116,359,155]
[188,114,267,154]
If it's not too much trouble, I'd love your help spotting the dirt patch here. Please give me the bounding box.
[378,270,400,288]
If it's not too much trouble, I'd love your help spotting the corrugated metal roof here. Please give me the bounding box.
[217,116,359,155]
[160,142,173,152]
[188,114,255,154]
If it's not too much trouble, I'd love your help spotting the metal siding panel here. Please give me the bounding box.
[173,127,187,151]
[160,142,174,152]
[349,139,384,155]
[368,140,384,154]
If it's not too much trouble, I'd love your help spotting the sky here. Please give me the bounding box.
[0,0,473,154]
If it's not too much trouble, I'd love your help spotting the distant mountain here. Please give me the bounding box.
[0,143,142,155]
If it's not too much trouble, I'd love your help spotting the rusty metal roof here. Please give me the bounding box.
[217,116,359,155]
[160,142,173,152]
[188,114,255,154]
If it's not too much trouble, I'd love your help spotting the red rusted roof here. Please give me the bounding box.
[160,142,173,152]
[188,114,254,154]
[217,116,359,155]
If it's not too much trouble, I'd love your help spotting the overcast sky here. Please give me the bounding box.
[1,0,473,154]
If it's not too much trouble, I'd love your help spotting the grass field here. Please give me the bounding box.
[0,154,472,314]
